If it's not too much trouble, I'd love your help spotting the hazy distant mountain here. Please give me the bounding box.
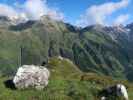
[0,15,133,81]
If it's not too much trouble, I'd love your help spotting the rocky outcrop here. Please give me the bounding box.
[13,65,50,90]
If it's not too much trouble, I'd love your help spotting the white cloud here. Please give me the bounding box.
[23,0,47,20]
[0,0,64,23]
[24,0,65,21]
[47,8,64,21]
[0,4,18,18]
[23,0,64,21]
[113,14,129,25]
[76,0,130,27]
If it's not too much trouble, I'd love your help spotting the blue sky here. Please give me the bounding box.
[47,0,102,24]
[47,0,133,25]
[0,0,133,26]
[48,0,121,23]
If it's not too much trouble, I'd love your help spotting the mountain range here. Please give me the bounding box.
[0,15,133,81]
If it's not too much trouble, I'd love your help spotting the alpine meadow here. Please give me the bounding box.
[0,0,133,100]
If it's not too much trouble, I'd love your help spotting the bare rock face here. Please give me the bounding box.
[13,65,50,90]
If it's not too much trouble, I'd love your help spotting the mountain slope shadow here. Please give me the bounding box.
[9,21,35,31]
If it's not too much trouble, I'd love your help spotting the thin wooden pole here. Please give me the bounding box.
[20,46,22,66]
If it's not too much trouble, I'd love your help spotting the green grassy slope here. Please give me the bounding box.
[0,57,133,100]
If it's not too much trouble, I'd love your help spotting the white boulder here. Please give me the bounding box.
[13,65,50,90]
